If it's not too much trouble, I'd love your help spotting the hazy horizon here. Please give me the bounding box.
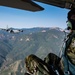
[0,2,69,29]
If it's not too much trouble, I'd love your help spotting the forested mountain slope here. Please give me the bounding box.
[0,27,65,75]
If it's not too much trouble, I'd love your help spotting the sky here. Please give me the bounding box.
[0,2,69,29]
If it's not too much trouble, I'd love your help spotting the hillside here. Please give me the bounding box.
[0,31,13,67]
[0,27,65,75]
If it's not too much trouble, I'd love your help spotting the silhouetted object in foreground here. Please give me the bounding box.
[25,53,64,75]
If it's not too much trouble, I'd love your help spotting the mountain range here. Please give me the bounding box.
[0,27,65,75]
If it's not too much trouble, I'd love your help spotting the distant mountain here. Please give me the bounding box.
[0,27,65,75]
[0,30,13,67]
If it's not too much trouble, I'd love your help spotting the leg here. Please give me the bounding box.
[25,54,56,75]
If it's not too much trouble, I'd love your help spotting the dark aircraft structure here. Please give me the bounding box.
[34,0,75,9]
[0,0,44,12]
[0,0,75,12]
